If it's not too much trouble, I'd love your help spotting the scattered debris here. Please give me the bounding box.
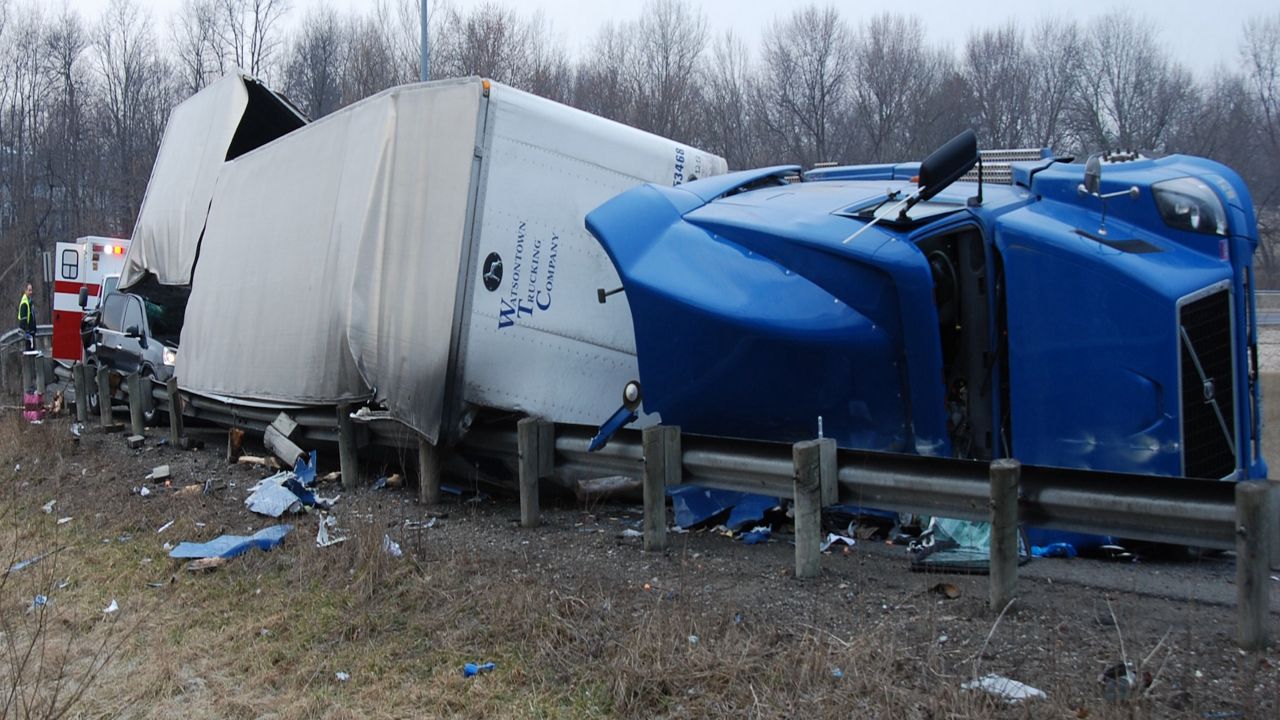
[136,486,152,497]
[184,557,229,572]
[41,499,55,514]
[335,671,351,682]
[687,635,699,646]
[145,465,171,481]
[316,514,347,547]
[930,582,962,600]
[821,533,856,552]
[56,516,72,525]
[126,434,145,449]
[740,526,771,545]
[6,549,62,575]
[1099,661,1148,703]
[169,524,293,560]
[961,674,1046,703]
[404,518,437,530]
[831,667,844,679]
[382,535,403,557]
[103,598,119,614]
[245,473,304,517]
[462,662,496,678]
[28,595,49,612]
[179,436,205,450]
[156,520,175,534]
[668,486,780,530]
[237,455,284,470]
[226,427,245,462]
[617,528,643,539]
[1032,542,1078,559]
[575,475,642,503]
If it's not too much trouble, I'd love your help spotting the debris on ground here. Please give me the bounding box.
[463,662,496,678]
[245,472,304,517]
[404,518,437,531]
[168,524,293,560]
[316,514,347,547]
[617,528,643,539]
[41,499,55,513]
[156,520,174,533]
[667,486,780,530]
[237,455,285,470]
[126,434,145,449]
[1032,542,1078,559]
[103,598,119,614]
[740,526,771,545]
[821,532,856,552]
[961,674,1046,703]
[335,671,351,682]
[184,557,229,572]
[6,548,61,575]
[56,516,72,525]
[382,535,403,557]
[145,464,170,481]
[930,582,962,600]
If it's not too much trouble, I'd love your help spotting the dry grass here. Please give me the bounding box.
[0,410,1276,719]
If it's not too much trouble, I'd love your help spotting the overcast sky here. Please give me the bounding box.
[69,0,1276,78]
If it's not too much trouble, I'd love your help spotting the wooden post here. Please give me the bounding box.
[818,438,838,506]
[337,403,358,490]
[73,363,88,424]
[989,459,1021,612]
[642,425,681,552]
[166,377,183,446]
[1268,478,1280,572]
[1236,481,1272,650]
[97,366,113,427]
[126,372,144,436]
[418,436,441,505]
[517,417,551,528]
[792,440,825,579]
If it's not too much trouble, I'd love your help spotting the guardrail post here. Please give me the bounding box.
[989,459,1021,612]
[1236,481,1272,650]
[20,352,33,394]
[793,440,825,579]
[166,377,184,445]
[73,363,88,424]
[126,372,144,437]
[642,425,681,552]
[34,352,46,393]
[337,403,359,490]
[97,367,113,427]
[418,436,441,505]
[517,418,552,528]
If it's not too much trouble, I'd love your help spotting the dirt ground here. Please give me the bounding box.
[1,411,1278,719]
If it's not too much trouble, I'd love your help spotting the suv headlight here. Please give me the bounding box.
[162,346,178,366]
[1152,177,1227,236]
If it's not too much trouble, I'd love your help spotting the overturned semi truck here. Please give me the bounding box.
[586,132,1266,483]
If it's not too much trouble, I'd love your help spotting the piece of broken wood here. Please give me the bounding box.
[184,557,228,572]
[236,455,284,470]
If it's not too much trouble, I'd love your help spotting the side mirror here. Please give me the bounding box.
[1082,154,1102,196]
[918,130,979,202]
[78,286,89,309]
[125,325,142,339]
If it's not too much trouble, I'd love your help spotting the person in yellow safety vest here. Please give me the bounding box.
[17,281,35,351]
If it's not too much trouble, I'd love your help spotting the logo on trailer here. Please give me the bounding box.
[482,252,503,291]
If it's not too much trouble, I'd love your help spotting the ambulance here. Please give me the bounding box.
[51,236,130,362]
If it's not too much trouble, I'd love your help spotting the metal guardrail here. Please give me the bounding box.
[461,423,1243,550]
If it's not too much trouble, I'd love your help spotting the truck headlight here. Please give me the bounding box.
[1152,177,1227,236]
[162,346,178,366]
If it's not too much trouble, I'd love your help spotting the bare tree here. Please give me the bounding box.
[962,21,1032,148]
[1026,17,1082,151]
[283,3,345,118]
[342,11,399,104]
[851,13,945,161]
[573,21,634,124]
[170,0,221,92]
[215,0,289,78]
[1242,12,1280,205]
[1074,11,1193,153]
[758,5,854,165]
[699,30,762,169]
[629,0,707,140]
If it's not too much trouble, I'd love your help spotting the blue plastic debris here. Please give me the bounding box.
[1031,542,1078,559]
[739,527,771,545]
[293,450,318,487]
[667,486,779,530]
[169,524,293,559]
[463,661,496,678]
[1025,528,1112,553]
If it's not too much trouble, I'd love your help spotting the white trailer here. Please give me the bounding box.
[138,77,725,444]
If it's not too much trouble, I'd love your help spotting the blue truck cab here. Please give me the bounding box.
[586,133,1264,482]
